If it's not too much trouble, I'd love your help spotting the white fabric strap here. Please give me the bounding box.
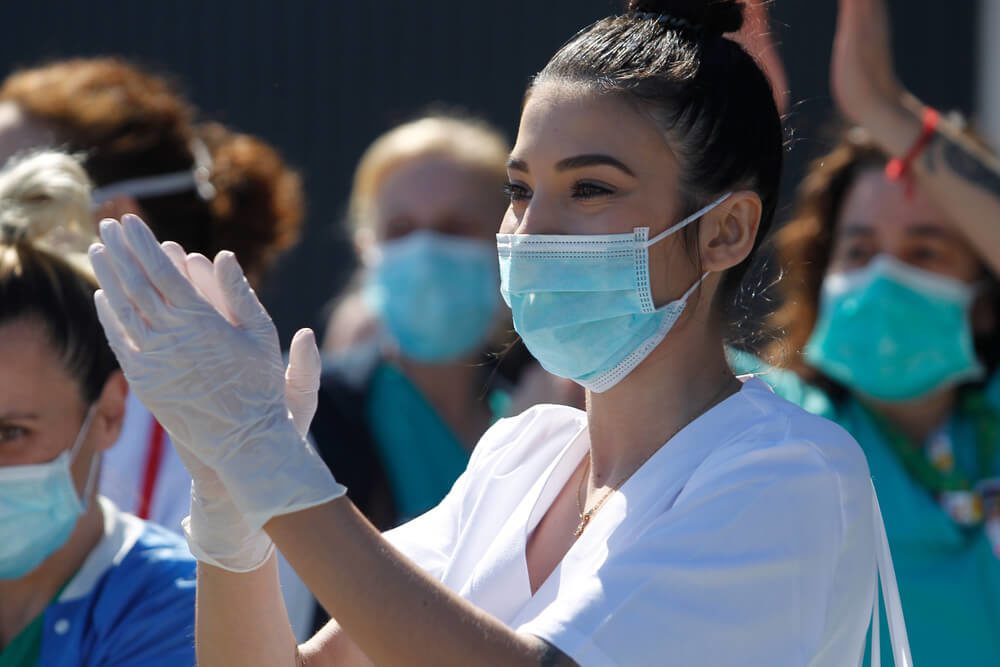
[91,171,200,206]
[870,481,913,667]
[644,192,732,247]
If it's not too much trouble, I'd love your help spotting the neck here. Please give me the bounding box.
[0,498,103,646]
[864,388,958,445]
[586,309,740,488]
[396,354,493,449]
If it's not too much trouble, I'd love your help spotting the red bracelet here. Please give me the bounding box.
[885,107,940,184]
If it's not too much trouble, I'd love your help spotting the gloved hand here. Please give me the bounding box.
[89,214,345,531]
[163,241,324,571]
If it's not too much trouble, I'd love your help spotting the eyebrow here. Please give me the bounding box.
[0,412,38,421]
[840,222,957,240]
[506,154,637,177]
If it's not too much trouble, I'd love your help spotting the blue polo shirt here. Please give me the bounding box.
[6,497,197,666]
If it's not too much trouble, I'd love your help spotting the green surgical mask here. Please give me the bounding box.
[804,255,984,402]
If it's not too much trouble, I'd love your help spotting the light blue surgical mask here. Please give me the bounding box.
[0,406,97,580]
[804,255,984,401]
[364,230,501,363]
[498,194,731,392]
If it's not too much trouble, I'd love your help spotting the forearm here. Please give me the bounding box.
[265,498,571,667]
[195,555,300,667]
[865,94,1000,274]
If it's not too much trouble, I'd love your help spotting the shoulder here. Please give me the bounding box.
[50,500,195,664]
[726,347,838,419]
[682,380,871,530]
[468,403,587,475]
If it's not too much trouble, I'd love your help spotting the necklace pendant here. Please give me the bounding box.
[574,513,591,537]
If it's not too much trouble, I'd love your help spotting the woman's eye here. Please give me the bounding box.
[907,246,940,263]
[572,182,614,199]
[842,245,873,263]
[503,182,531,203]
[0,425,27,444]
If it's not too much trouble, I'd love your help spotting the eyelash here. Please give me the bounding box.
[572,182,613,199]
[503,181,615,203]
[0,425,27,444]
[503,182,530,202]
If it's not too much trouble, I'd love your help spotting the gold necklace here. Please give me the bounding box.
[573,378,741,538]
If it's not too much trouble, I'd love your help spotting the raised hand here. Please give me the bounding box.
[90,214,343,532]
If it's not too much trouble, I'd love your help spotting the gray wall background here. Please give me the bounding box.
[0,0,978,345]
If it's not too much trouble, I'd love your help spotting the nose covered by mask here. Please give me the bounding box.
[805,255,984,401]
[364,230,501,363]
[0,406,97,580]
[498,194,731,393]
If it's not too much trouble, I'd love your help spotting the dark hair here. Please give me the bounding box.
[533,0,783,326]
[0,57,304,280]
[0,243,117,404]
[764,125,1000,390]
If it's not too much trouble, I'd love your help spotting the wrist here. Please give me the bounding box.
[184,490,275,573]
[861,92,924,157]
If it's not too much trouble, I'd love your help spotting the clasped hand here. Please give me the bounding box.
[89,214,344,539]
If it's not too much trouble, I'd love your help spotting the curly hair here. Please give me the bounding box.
[0,57,303,280]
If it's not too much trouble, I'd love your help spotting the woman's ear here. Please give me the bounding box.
[699,191,762,273]
[92,370,129,453]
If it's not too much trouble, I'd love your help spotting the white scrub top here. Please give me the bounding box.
[386,379,880,666]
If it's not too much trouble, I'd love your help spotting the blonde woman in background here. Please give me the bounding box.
[312,113,582,543]
[0,152,196,665]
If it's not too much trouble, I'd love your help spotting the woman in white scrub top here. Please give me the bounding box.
[87,1,906,665]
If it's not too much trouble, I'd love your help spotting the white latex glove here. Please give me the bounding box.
[158,243,322,571]
[89,214,345,531]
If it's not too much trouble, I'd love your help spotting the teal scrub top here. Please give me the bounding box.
[366,362,509,523]
[728,349,1000,666]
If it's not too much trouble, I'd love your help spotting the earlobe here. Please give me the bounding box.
[700,192,762,272]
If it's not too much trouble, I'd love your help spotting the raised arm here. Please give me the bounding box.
[87,216,576,667]
[833,0,1000,274]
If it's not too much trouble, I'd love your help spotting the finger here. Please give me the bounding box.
[89,242,151,347]
[94,290,140,366]
[187,252,233,323]
[162,241,191,279]
[286,328,321,438]
[98,219,172,323]
[214,250,270,329]
[119,213,206,311]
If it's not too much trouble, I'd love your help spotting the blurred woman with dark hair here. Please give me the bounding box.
[0,151,196,665]
[729,0,1000,663]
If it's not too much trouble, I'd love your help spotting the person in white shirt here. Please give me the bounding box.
[87,1,908,665]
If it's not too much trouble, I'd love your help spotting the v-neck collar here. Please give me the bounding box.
[505,380,761,627]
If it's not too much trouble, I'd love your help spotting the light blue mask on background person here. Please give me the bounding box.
[498,194,731,393]
[0,406,97,580]
[805,255,984,402]
[364,230,501,363]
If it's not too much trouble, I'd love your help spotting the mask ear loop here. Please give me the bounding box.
[643,192,733,248]
[68,405,100,509]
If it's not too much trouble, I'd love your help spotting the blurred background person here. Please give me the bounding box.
[0,150,195,665]
[313,113,530,532]
[731,0,1000,663]
[0,56,316,641]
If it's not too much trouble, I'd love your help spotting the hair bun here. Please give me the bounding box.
[626,0,745,37]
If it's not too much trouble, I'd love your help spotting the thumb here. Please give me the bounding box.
[285,328,321,439]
